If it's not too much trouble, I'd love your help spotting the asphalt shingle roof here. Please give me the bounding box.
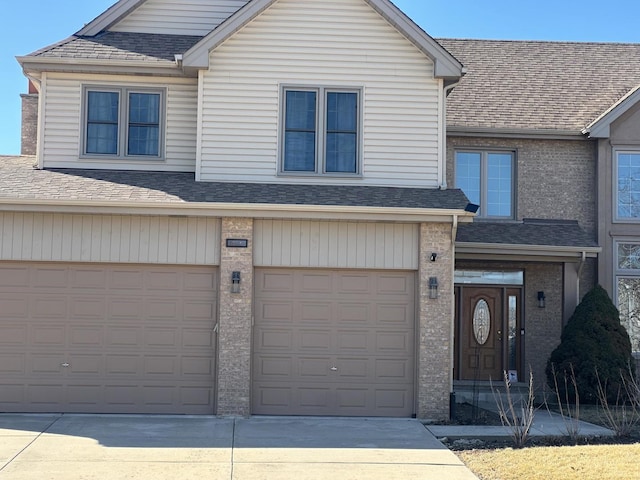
[0,157,471,211]
[456,219,598,248]
[29,32,202,63]
[438,39,640,133]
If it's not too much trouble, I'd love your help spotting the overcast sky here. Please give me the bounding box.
[2,0,639,154]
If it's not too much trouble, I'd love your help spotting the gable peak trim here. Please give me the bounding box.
[76,0,147,36]
[182,0,463,80]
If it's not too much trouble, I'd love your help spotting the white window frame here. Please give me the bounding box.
[454,149,516,219]
[279,85,363,177]
[614,149,640,222]
[81,85,166,160]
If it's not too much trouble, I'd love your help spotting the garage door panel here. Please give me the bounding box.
[253,268,415,417]
[70,327,104,347]
[0,355,25,374]
[33,296,68,318]
[0,325,28,345]
[337,304,369,323]
[0,295,29,318]
[182,329,215,348]
[33,267,67,288]
[0,262,217,414]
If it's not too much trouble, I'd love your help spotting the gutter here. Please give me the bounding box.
[447,126,586,140]
[0,198,477,223]
[17,57,191,78]
[456,241,600,257]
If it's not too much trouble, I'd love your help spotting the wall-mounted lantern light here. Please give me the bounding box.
[429,277,439,299]
[231,271,241,294]
[430,252,437,262]
[537,291,546,308]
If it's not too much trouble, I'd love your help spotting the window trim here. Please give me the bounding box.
[278,85,363,177]
[81,85,166,161]
[454,149,516,219]
[614,149,640,222]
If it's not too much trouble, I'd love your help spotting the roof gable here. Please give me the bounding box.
[182,0,463,80]
[585,84,640,138]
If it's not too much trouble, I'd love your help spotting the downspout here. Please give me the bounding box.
[449,214,459,413]
[439,80,461,190]
[576,251,587,305]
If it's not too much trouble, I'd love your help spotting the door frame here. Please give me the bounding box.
[454,284,524,381]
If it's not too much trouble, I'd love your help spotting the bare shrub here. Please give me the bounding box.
[595,368,640,437]
[547,363,581,442]
[491,370,536,448]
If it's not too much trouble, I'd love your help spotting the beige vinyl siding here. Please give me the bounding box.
[199,0,441,187]
[0,213,220,265]
[41,73,198,172]
[254,220,419,270]
[111,0,248,36]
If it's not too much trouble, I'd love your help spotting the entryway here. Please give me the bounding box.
[454,271,523,382]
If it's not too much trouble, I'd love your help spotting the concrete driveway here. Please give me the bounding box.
[0,414,477,479]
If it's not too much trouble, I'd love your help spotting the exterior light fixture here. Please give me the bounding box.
[231,271,241,294]
[429,277,438,299]
[537,291,546,308]
[430,252,437,262]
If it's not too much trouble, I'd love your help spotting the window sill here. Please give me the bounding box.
[278,172,363,179]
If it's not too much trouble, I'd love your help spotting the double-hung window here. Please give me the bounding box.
[455,150,515,218]
[281,87,360,175]
[616,152,640,220]
[615,242,640,353]
[83,87,164,159]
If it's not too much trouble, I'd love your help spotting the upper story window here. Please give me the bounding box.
[83,87,165,159]
[455,150,515,218]
[281,87,360,176]
[616,152,640,220]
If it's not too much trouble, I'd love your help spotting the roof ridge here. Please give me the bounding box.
[437,37,640,47]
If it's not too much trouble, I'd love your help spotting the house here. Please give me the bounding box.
[438,39,640,386]
[5,0,639,420]
[3,0,473,420]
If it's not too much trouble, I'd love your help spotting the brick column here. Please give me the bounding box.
[417,222,455,421]
[217,218,254,416]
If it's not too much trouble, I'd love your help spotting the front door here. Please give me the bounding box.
[458,287,505,381]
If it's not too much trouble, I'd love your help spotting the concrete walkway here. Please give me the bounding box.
[427,407,615,441]
[0,414,478,480]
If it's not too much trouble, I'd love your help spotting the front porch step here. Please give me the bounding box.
[453,381,532,412]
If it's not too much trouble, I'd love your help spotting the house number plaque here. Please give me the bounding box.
[226,239,248,248]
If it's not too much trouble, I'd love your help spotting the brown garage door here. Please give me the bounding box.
[253,269,415,417]
[0,263,217,414]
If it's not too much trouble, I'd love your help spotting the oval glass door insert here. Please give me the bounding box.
[473,299,491,345]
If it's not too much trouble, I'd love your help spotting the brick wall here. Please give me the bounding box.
[216,217,254,416]
[417,222,455,421]
[447,137,597,236]
[21,93,38,156]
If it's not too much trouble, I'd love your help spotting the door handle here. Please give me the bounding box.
[330,367,338,372]
[61,363,70,368]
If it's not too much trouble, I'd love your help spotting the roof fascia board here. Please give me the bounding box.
[456,241,600,257]
[362,0,462,79]
[447,126,586,140]
[455,252,594,263]
[584,85,640,138]
[17,57,190,78]
[183,0,463,80]
[183,0,278,68]
[76,0,146,36]
[0,199,476,223]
